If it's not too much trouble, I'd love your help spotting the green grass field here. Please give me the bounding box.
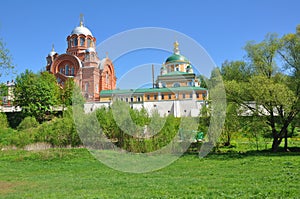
[0,148,300,198]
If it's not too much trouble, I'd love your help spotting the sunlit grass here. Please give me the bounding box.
[0,148,300,198]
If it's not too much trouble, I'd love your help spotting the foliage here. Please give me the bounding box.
[95,104,181,153]
[198,102,210,133]
[223,27,300,152]
[0,113,8,129]
[221,60,252,82]
[14,70,61,122]
[197,74,208,88]
[61,78,76,107]
[221,102,240,146]
[0,38,14,77]
[0,83,8,100]
[17,116,38,131]
[36,108,81,147]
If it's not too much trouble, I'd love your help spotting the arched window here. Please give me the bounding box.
[65,64,69,76]
[173,82,180,87]
[87,39,91,47]
[73,37,78,46]
[80,38,85,46]
[85,82,89,92]
[71,67,75,76]
[106,73,109,85]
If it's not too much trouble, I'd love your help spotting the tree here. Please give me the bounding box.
[221,60,252,82]
[0,83,8,106]
[224,30,300,152]
[0,38,14,77]
[221,102,240,146]
[61,78,76,107]
[197,74,208,88]
[14,70,60,122]
[0,113,8,129]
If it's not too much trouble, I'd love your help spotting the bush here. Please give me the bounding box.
[0,113,8,129]
[17,116,39,131]
[35,109,81,147]
[12,129,37,148]
[0,128,17,147]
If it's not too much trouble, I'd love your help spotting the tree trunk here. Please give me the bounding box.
[271,137,281,152]
[284,129,289,152]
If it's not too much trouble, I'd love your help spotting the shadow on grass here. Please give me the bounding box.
[184,146,300,160]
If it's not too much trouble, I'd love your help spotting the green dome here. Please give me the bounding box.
[165,53,189,63]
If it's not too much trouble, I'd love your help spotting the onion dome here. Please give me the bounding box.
[165,54,189,63]
[165,41,189,64]
[48,44,57,56]
[71,14,93,36]
[71,26,93,36]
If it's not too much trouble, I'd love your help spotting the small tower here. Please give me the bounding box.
[66,14,96,61]
[46,44,58,72]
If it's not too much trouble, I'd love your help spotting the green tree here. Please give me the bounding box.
[0,83,8,105]
[197,74,208,88]
[14,70,60,122]
[221,60,252,82]
[61,78,76,107]
[0,113,8,129]
[224,30,300,152]
[221,102,240,146]
[0,38,14,77]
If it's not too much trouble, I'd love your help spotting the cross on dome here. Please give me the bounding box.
[174,41,180,55]
[79,13,84,27]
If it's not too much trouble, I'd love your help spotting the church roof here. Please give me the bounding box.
[161,71,189,76]
[100,86,207,96]
[71,25,93,36]
[165,54,189,63]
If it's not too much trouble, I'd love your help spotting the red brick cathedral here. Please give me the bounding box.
[45,16,116,101]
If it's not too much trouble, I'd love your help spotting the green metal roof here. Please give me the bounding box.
[165,54,189,63]
[100,86,207,96]
[161,71,189,76]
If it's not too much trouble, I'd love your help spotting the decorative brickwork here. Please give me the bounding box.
[45,18,116,101]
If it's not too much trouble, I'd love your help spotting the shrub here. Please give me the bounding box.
[0,128,17,147]
[0,113,8,129]
[17,116,39,131]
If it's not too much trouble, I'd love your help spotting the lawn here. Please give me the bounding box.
[0,148,300,198]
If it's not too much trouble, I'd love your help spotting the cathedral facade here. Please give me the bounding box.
[45,17,116,101]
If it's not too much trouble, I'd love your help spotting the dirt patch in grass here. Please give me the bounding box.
[0,181,33,195]
[0,181,17,194]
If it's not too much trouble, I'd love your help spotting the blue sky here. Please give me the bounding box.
[0,0,299,87]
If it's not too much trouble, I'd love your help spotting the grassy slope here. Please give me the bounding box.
[0,149,300,198]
